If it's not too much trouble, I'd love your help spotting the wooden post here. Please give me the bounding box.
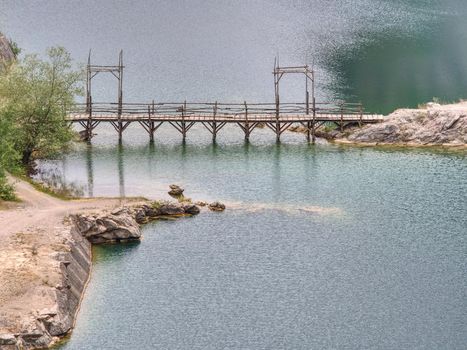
[359,102,363,128]
[212,101,218,141]
[148,105,154,142]
[117,50,123,141]
[305,73,309,115]
[244,101,250,141]
[312,97,316,143]
[85,51,92,141]
[274,57,280,142]
[182,100,186,141]
[305,75,311,142]
[87,96,93,141]
[86,50,91,114]
[340,103,344,133]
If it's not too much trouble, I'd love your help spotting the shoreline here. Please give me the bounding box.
[0,178,216,349]
[332,139,467,149]
[335,102,467,147]
[1,97,465,348]
[288,101,467,149]
[0,177,343,349]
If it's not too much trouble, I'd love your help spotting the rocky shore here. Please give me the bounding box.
[0,179,225,349]
[290,101,467,147]
[339,102,467,146]
[341,102,467,146]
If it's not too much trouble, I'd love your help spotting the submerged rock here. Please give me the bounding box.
[208,201,226,212]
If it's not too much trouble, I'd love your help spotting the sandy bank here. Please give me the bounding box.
[0,177,143,349]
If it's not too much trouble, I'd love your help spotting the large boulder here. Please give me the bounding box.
[73,208,141,244]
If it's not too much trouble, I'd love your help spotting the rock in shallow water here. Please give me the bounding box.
[182,203,201,215]
[168,184,184,196]
[208,201,226,212]
[74,201,204,244]
[158,203,186,215]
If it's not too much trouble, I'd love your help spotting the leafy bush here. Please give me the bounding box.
[0,176,16,201]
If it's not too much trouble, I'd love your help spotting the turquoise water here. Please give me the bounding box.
[2,1,467,349]
[43,126,466,349]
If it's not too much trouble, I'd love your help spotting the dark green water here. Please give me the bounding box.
[2,1,467,349]
[326,1,467,113]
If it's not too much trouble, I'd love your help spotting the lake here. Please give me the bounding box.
[1,1,466,349]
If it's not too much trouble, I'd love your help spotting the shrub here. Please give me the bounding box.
[0,176,16,201]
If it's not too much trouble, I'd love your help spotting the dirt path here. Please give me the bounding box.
[0,176,140,337]
[0,176,131,246]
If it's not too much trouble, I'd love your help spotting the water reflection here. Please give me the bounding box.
[86,144,94,197]
[117,142,125,198]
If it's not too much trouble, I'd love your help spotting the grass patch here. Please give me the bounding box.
[20,175,77,200]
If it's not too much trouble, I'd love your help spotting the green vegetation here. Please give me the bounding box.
[0,45,82,200]
[20,175,79,200]
[8,38,21,57]
[0,180,15,201]
[151,200,166,209]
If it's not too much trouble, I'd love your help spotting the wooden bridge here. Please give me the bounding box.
[68,51,384,142]
[67,101,384,142]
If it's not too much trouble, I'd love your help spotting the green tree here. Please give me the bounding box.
[0,46,82,167]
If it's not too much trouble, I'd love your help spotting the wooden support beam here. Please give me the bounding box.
[244,101,250,141]
[213,102,218,141]
[340,104,344,133]
[359,103,363,128]
[181,101,186,141]
[201,121,227,140]
[275,120,281,142]
[279,122,293,135]
[169,121,183,133]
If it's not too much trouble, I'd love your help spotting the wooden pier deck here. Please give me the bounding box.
[67,102,384,142]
